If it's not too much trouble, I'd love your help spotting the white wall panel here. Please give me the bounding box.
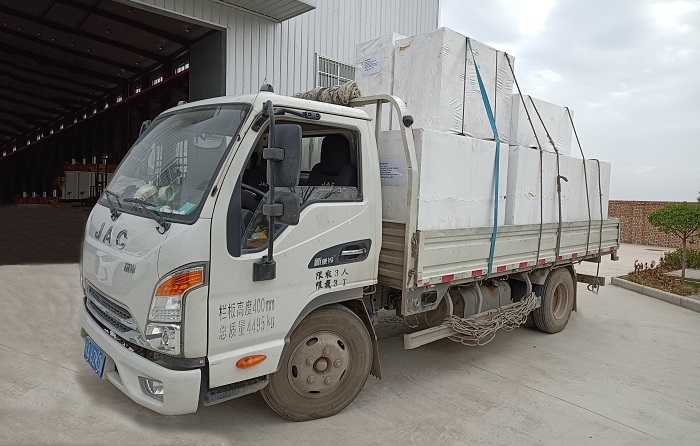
[129,0,439,96]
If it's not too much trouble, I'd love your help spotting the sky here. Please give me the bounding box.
[440,0,700,201]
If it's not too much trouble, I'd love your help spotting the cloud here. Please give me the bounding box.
[440,0,700,200]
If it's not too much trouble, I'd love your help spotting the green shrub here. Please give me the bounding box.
[660,249,700,270]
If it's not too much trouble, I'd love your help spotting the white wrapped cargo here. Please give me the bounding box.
[505,146,611,226]
[378,128,508,230]
[566,159,611,221]
[505,146,569,226]
[355,33,406,131]
[393,27,514,142]
[510,95,574,155]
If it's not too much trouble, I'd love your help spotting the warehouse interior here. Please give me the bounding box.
[0,0,226,264]
[0,0,224,206]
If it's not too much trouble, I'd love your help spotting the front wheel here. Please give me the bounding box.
[532,268,575,333]
[261,304,372,421]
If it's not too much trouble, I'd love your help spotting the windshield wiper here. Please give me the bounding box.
[103,189,122,221]
[122,197,171,234]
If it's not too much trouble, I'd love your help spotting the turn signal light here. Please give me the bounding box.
[155,267,204,296]
[236,354,267,369]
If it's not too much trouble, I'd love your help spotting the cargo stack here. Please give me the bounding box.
[356,27,610,230]
[378,129,508,230]
[355,32,406,131]
[507,94,611,225]
[358,28,512,230]
[392,28,514,142]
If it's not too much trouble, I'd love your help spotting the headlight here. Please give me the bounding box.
[145,323,181,355]
[146,264,206,357]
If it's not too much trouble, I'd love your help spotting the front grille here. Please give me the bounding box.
[88,286,132,320]
[87,298,131,332]
[85,285,135,333]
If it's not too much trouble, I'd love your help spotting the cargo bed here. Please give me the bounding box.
[379,219,620,291]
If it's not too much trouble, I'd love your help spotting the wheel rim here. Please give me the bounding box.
[287,331,352,399]
[551,282,570,320]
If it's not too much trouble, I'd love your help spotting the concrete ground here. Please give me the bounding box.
[1,245,699,445]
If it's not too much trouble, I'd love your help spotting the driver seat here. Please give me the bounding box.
[307,135,356,187]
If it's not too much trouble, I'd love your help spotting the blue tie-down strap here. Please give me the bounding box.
[466,37,500,276]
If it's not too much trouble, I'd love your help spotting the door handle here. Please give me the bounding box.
[340,248,366,257]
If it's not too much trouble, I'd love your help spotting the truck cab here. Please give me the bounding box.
[81,92,382,419]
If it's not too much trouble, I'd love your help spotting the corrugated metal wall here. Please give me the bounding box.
[128,0,439,96]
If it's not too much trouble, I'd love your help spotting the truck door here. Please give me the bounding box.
[206,116,380,388]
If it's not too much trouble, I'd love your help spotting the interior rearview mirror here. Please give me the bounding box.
[263,124,302,188]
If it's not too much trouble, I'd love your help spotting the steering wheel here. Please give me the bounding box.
[242,183,266,199]
[241,183,267,213]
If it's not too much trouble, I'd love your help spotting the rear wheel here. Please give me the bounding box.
[532,268,574,333]
[261,304,372,421]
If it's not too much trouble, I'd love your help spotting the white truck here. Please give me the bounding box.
[80,90,620,421]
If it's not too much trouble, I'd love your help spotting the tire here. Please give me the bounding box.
[532,268,575,334]
[261,304,372,421]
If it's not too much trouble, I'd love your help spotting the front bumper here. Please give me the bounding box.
[81,306,201,415]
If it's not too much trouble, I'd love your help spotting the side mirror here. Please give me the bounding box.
[263,124,302,188]
[253,102,303,282]
[263,191,300,226]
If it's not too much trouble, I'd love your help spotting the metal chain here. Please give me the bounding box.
[442,293,540,346]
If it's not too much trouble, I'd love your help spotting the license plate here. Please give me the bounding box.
[84,337,107,379]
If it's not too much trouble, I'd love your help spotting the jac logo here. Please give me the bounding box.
[94,222,127,250]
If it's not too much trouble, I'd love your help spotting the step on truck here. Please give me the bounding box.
[80,90,620,421]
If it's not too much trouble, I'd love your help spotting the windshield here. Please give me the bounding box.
[101,104,249,222]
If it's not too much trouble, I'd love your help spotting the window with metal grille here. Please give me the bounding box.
[316,54,355,88]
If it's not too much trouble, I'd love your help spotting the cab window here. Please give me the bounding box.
[239,122,361,251]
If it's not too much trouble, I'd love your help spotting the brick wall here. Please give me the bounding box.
[609,200,699,248]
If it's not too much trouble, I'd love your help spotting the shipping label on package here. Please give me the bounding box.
[362,53,381,75]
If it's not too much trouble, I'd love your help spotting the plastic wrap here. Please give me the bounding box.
[355,33,406,130]
[505,146,569,226]
[379,129,508,230]
[392,28,514,142]
[505,146,611,226]
[510,95,574,155]
[566,159,611,221]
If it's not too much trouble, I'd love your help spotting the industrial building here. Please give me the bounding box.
[0,0,439,204]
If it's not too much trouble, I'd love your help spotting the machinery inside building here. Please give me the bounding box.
[0,0,224,205]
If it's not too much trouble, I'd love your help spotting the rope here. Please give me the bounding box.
[566,112,603,293]
[505,56,544,266]
[443,292,539,346]
[567,107,592,261]
[588,158,604,293]
[467,37,501,276]
[527,97,566,261]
